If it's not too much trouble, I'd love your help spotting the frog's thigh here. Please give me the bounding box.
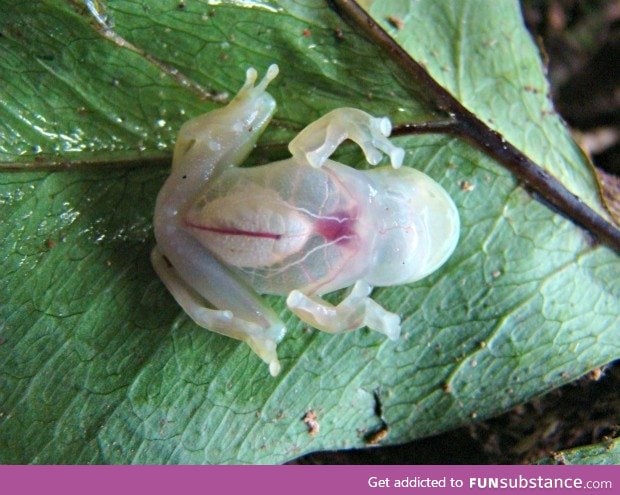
[151,247,282,376]
[286,280,401,340]
[288,108,404,168]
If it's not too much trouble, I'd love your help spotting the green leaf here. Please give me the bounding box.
[362,0,608,219]
[0,0,432,167]
[537,438,620,465]
[0,0,618,464]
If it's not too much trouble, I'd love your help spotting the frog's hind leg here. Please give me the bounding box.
[286,280,401,340]
[288,108,405,169]
[151,247,282,376]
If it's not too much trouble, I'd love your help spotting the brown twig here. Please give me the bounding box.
[333,0,620,253]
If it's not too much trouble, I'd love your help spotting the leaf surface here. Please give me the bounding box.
[537,438,620,465]
[0,0,618,464]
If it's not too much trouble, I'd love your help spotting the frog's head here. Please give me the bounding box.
[366,167,460,286]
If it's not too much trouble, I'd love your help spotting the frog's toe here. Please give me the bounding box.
[362,300,401,341]
[258,64,279,91]
[373,116,392,136]
[238,64,279,98]
[246,336,282,377]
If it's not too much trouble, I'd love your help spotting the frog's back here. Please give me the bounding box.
[185,160,373,295]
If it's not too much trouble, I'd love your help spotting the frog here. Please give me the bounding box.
[152,64,459,376]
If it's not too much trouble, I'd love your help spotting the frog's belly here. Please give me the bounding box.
[185,159,375,295]
[234,211,367,296]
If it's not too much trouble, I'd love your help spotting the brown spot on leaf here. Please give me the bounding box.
[365,424,389,445]
[387,15,404,30]
[302,410,320,436]
[460,180,476,192]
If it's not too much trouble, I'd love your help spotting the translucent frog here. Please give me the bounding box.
[152,64,459,376]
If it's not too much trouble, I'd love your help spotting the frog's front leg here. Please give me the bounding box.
[286,281,401,341]
[151,244,285,377]
[288,108,405,169]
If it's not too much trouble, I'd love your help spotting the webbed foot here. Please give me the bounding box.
[288,108,404,169]
[286,280,401,340]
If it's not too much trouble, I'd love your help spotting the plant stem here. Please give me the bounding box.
[333,0,620,253]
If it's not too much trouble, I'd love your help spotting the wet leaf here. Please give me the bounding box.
[537,438,620,465]
[0,0,618,464]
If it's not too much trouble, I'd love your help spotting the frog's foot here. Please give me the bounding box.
[286,281,401,340]
[192,307,282,377]
[151,247,282,376]
[234,63,279,102]
[288,108,405,169]
[245,335,281,377]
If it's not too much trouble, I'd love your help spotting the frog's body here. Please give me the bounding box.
[152,65,459,376]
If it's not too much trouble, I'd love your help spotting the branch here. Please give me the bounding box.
[333,0,620,253]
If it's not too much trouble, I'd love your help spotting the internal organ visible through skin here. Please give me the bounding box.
[185,222,283,241]
[185,190,357,269]
[314,211,356,245]
[186,210,355,243]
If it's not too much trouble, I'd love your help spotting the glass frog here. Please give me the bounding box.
[152,64,459,376]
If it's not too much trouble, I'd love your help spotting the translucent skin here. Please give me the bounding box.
[186,160,459,295]
[152,65,459,376]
